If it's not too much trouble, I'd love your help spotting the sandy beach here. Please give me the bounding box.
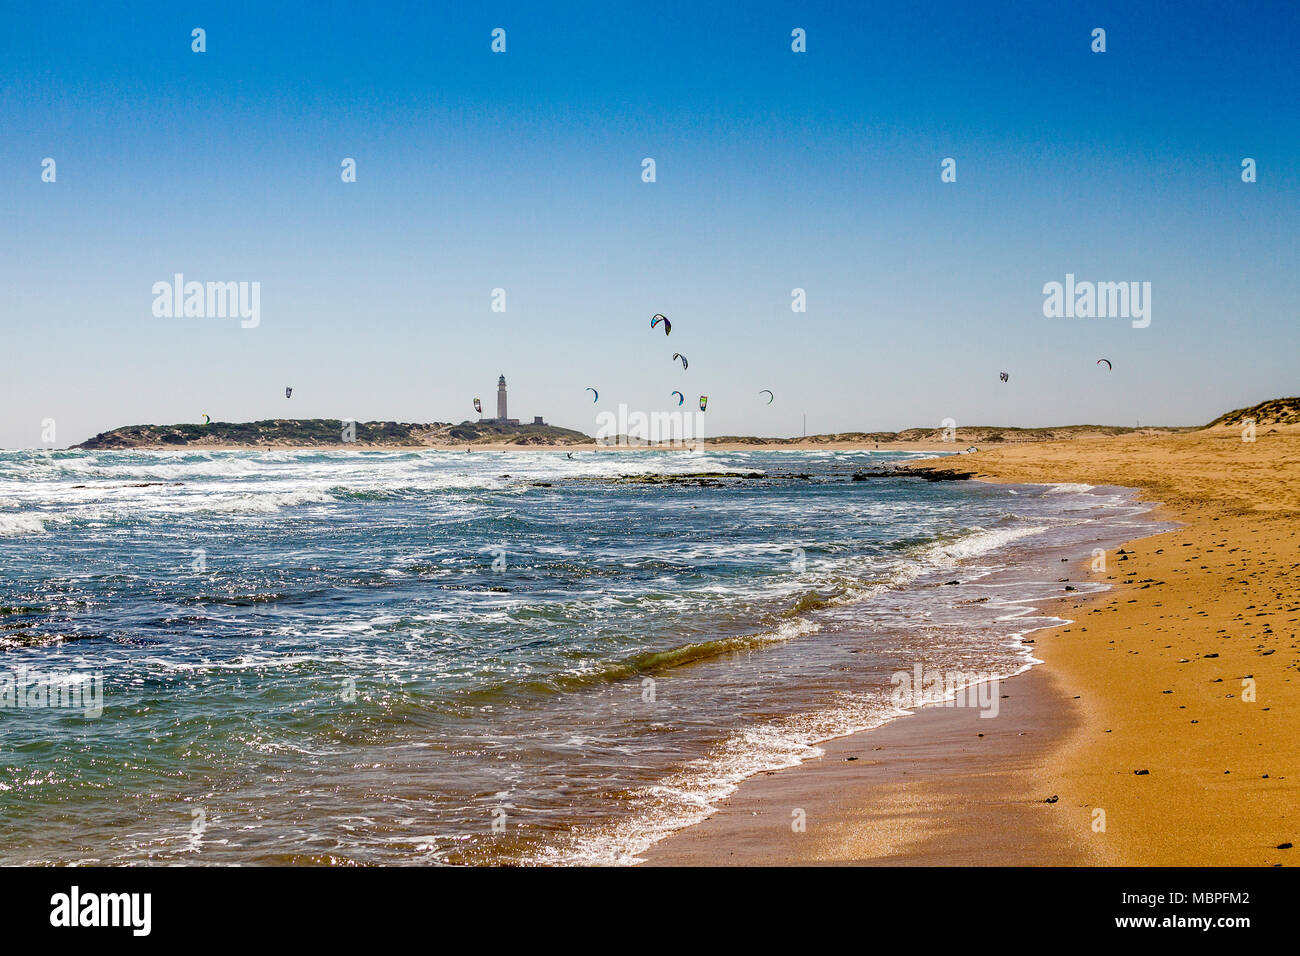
[646,423,1299,866]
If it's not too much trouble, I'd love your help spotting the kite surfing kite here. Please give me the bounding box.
[672,353,688,370]
[759,389,774,405]
[699,396,708,411]
[473,398,482,414]
[1097,358,1112,370]
[586,387,599,402]
[671,390,684,406]
[201,414,210,425]
[651,313,671,336]
[285,387,293,399]
[999,372,1009,382]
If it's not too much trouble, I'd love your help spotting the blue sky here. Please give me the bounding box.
[2,0,1297,447]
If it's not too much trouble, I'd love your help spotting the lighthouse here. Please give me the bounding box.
[478,375,526,425]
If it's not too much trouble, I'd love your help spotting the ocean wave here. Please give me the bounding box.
[915,522,1049,565]
[536,692,905,866]
[0,513,47,536]
[0,447,1160,867]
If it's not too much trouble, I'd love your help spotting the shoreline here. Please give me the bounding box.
[641,491,1151,866]
[641,665,1105,865]
[645,426,1299,866]
[39,441,962,454]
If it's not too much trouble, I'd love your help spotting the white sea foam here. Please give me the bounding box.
[0,448,752,526]
[535,484,1165,866]
[0,512,47,536]
[918,522,1050,565]
[539,692,904,866]
[0,448,1165,867]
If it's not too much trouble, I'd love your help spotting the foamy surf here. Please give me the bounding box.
[0,512,47,536]
[0,449,1163,866]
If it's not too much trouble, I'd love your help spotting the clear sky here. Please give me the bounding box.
[2,0,1297,447]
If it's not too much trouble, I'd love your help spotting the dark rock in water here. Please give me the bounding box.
[908,466,975,481]
[600,471,768,487]
[851,464,973,481]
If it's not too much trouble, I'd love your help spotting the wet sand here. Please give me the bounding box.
[642,666,1105,866]
[646,425,1299,865]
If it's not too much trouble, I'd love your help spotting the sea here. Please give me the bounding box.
[0,447,1158,865]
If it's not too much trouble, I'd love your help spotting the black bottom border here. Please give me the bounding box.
[0,865,1289,943]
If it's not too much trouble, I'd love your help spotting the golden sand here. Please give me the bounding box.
[647,425,1298,865]
[931,424,1300,865]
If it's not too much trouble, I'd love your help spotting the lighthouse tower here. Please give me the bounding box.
[496,375,508,421]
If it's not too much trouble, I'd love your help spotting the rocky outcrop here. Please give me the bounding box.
[73,419,594,449]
